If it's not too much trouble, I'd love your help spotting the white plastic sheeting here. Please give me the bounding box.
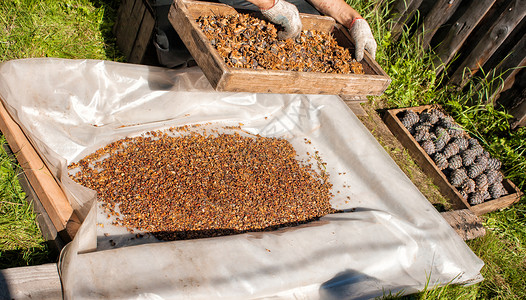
[0,58,483,299]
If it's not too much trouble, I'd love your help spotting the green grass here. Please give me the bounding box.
[0,0,122,269]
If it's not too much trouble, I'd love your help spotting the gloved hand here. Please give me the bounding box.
[261,0,302,40]
[348,18,377,61]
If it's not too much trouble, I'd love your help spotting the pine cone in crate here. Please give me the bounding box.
[481,190,491,201]
[461,178,476,194]
[400,110,419,130]
[469,191,484,205]
[468,162,487,179]
[485,169,503,185]
[487,157,502,170]
[420,139,436,155]
[433,152,449,170]
[434,127,451,144]
[449,168,468,187]
[448,154,463,170]
[439,116,456,129]
[451,137,469,151]
[414,125,431,142]
[462,149,477,166]
[442,142,460,158]
[475,173,489,192]
[489,181,507,199]
[447,126,464,138]
[474,154,489,170]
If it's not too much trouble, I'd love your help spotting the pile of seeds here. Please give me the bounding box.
[399,108,507,205]
[196,13,364,74]
[68,128,335,241]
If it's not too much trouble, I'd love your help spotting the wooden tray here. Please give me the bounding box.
[384,105,522,215]
[168,0,391,96]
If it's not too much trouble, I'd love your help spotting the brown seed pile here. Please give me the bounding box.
[68,128,335,241]
[196,13,364,74]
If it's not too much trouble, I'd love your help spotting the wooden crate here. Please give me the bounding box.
[168,0,391,96]
[0,98,80,242]
[384,105,522,215]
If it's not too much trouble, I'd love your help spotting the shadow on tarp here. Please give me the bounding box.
[0,271,9,300]
[320,269,408,300]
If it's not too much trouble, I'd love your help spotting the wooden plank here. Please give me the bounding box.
[510,96,526,128]
[128,4,156,64]
[383,105,522,215]
[0,264,62,300]
[433,0,496,74]
[416,0,463,49]
[440,209,486,241]
[389,0,424,41]
[449,0,526,87]
[0,98,73,232]
[168,0,391,96]
[115,0,147,61]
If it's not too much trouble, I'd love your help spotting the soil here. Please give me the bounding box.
[348,99,453,211]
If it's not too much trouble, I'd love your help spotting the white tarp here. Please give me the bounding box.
[0,58,483,299]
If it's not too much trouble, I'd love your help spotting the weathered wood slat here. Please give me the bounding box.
[0,264,62,300]
[128,4,156,64]
[440,209,486,241]
[449,0,526,87]
[115,0,147,61]
[0,99,73,232]
[433,0,496,74]
[417,0,463,49]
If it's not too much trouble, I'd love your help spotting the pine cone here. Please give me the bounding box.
[429,109,445,121]
[439,116,455,129]
[481,190,491,201]
[448,155,463,170]
[460,190,469,200]
[475,173,489,192]
[434,127,451,144]
[469,191,484,205]
[468,145,484,156]
[434,152,449,170]
[461,178,476,194]
[487,157,502,170]
[414,125,431,142]
[421,139,436,155]
[442,142,460,158]
[489,182,507,199]
[474,154,489,170]
[461,149,477,166]
[452,137,469,151]
[449,168,468,187]
[484,169,503,185]
[400,110,419,129]
[434,138,447,152]
[468,162,487,179]
[468,138,480,147]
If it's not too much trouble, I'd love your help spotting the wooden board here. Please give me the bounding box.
[0,263,62,300]
[168,0,391,96]
[449,0,526,87]
[417,0,463,49]
[0,97,79,240]
[440,209,486,241]
[384,105,522,215]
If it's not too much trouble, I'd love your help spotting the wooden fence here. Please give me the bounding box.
[390,0,526,127]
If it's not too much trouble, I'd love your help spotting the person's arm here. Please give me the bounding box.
[308,0,377,61]
[247,0,302,40]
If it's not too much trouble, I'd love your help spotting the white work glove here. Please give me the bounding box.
[348,18,377,61]
[261,0,302,40]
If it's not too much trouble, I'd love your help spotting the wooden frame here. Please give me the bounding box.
[168,0,391,96]
[0,98,80,241]
[384,105,522,215]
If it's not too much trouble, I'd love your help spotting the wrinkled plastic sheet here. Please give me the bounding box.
[0,58,483,299]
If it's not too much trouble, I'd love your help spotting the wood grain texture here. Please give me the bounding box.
[440,209,486,240]
[114,0,143,59]
[384,105,522,215]
[417,0,463,49]
[0,98,73,231]
[433,0,496,74]
[0,264,62,300]
[169,0,390,96]
[128,4,155,64]
[449,0,526,86]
